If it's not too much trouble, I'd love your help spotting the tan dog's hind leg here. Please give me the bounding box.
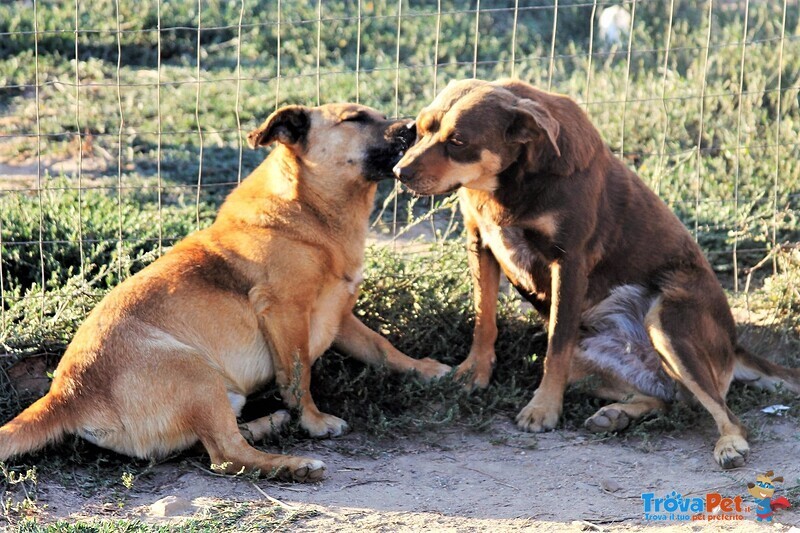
[239,410,291,443]
[334,313,450,380]
[645,298,748,469]
[194,383,325,481]
[458,223,501,389]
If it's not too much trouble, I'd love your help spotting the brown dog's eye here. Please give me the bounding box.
[448,136,466,147]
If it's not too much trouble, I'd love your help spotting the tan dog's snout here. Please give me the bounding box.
[391,123,420,183]
[391,119,416,149]
[361,118,418,182]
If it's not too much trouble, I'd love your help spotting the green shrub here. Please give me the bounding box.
[0,178,212,293]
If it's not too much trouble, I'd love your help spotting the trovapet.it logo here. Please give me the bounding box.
[642,470,792,522]
[641,491,749,522]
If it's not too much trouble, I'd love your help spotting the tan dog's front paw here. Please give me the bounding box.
[455,360,493,390]
[301,412,349,438]
[415,358,452,381]
[714,434,749,469]
[289,458,327,482]
[515,394,561,432]
[273,457,327,482]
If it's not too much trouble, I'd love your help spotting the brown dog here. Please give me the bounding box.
[393,78,800,468]
[0,103,449,481]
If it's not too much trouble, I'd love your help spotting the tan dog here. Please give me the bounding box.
[393,78,800,468]
[0,103,449,482]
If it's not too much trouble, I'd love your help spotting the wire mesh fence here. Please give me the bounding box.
[0,0,799,351]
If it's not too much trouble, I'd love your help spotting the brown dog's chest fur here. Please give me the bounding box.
[461,188,553,315]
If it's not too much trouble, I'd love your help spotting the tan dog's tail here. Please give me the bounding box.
[0,393,71,461]
[734,346,800,394]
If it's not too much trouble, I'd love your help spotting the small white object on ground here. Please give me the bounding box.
[761,404,791,415]
[149,495,195,517]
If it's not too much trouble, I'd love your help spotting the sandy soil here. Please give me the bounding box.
[27,414,800,532]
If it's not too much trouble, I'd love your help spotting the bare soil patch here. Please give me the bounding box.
[25,415,800,531]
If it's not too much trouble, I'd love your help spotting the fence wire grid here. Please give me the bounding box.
[1,0,799,346]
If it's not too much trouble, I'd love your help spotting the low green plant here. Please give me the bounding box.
[1,463,40,526]
[11,500,316,532]
[0,177,213,293]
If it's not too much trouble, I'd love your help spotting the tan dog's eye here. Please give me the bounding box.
[341,112,371,124]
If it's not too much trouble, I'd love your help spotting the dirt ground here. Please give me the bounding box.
[27,413,799,532]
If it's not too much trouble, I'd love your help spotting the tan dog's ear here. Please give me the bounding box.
[505,98,561,157]
[247,105,310,149]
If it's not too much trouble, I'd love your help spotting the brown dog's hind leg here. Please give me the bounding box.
[194,384,325,482]
[584,386,665,433]
[570,358,665,433]
[645,297,748,469]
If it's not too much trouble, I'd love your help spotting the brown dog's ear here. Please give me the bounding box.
[505,98,561,157]
[247,105,310,149]
[747,483,755,489]
[772,476,784,483]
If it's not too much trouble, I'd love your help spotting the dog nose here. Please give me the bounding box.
[393,164,413,182]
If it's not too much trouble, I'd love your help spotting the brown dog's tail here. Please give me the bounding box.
[733,346,800,394]
[0,393,71,461]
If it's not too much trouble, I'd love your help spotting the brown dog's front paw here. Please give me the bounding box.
[585,407,630,433]
[301,412,349,439]
[714,435,749,469]
[515,395,561,432]
[455,360,493,390]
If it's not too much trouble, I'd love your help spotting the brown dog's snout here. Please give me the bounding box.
[393,161,414,183]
